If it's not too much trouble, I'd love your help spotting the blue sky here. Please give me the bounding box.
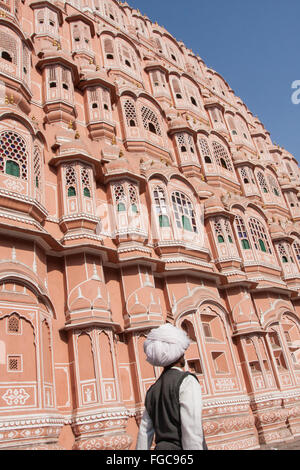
[129,0,300,163]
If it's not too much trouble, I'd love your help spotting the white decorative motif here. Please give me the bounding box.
[2,388,30,406]
[3,179,24,193]
[214,378,236,391]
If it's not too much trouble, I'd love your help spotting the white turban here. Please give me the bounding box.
[144,324,191,367]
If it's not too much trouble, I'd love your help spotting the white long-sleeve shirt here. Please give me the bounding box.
[136,367,204,450]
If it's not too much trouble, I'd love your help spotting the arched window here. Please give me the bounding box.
[277,243,294,265]
[81,167,92,198]
[68,186,76,197]
[172,78,183,99]
[248,218,272,254]
[141,106,162,136]
[171,191,197,233]
[293,241,300,262]
[6,160,20,177]
[0,131,28,180]
[153,186,170,228]
[257,171,269,194]
[65,165,77,197]
[124,99,138,128]
[113,181,139,214]
[33,146,42,191]
[268,174,281,197]
[198,138,213,165]
[104,38,114,60]
[0,29,17,68]
[7,314,20,334]
[176,133,195,156]
[235,216,251,250]
[212,141,233,172]
[213,218,234,245]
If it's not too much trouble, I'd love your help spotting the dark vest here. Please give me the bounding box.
[145,368,199,450]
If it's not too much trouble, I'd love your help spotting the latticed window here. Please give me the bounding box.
[7,314,20,334]
[118,43,138,72]
[104,37,114,59]
[198,138,213,164]
[153,186,170,228]
[0,29,17,66]
[213,218,233,244]
[240,167,255,185]
[278,243,294,264]
[65,165,77,197]
[212,141,233,172]
[235,215,251,250]
[33,146,41,189]
[72,23,91,50]
[124,99,138,127]
[293,242,300,261]
[257,171,269,194]
[176,133,195,154]
[8,355,21,371]
[113,181,139,213]
[248,218,272,254]
[214,218,225,243]
[171,191,197,233]
[104,2,118,22]
[224,219,234,244]
[0,131,28,180]
[268,175,280,197]
[81,166,92,198]
[141,106,162,136]
[172,78,183,99]
[35,8,59,36]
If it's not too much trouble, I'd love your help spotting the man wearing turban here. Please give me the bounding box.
[136,323,207,451]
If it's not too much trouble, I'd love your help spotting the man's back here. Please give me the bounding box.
[145,368,197,450]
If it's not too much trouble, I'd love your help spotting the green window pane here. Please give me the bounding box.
[182,215,192,232]
[117,202,126,212]
[282,256,288,264]
[131,204,138,213]
[218,235,225,243]
[259,239,267,252]
[159,215,170,228]
[228,235,233,244]
[68,186,76,197]
[242,239,250,250]
[83,187,91,198]
[35,176,39,188]
[6,160,20,178]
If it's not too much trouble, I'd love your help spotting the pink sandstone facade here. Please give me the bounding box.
[0,0,300,451]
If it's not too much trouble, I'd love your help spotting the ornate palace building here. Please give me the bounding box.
[0,0,300,451]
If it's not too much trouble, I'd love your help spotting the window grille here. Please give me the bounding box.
[33,146,42,189]
[268,175,280,196]
[141,106,162,136]
[248,218,272,254]
[81,166,92,198]
[8,355,21,371]
[124,100,138,127]
[171,191,197,233]
[153,186,170,228]
[212,141,233,172]
[8,314,20,334]
[257,171,269,193]
[198,138,213,164]
[0,131,28,180]
[65,165,77,197]
[235,215,251,250]
[0,30,17,65]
